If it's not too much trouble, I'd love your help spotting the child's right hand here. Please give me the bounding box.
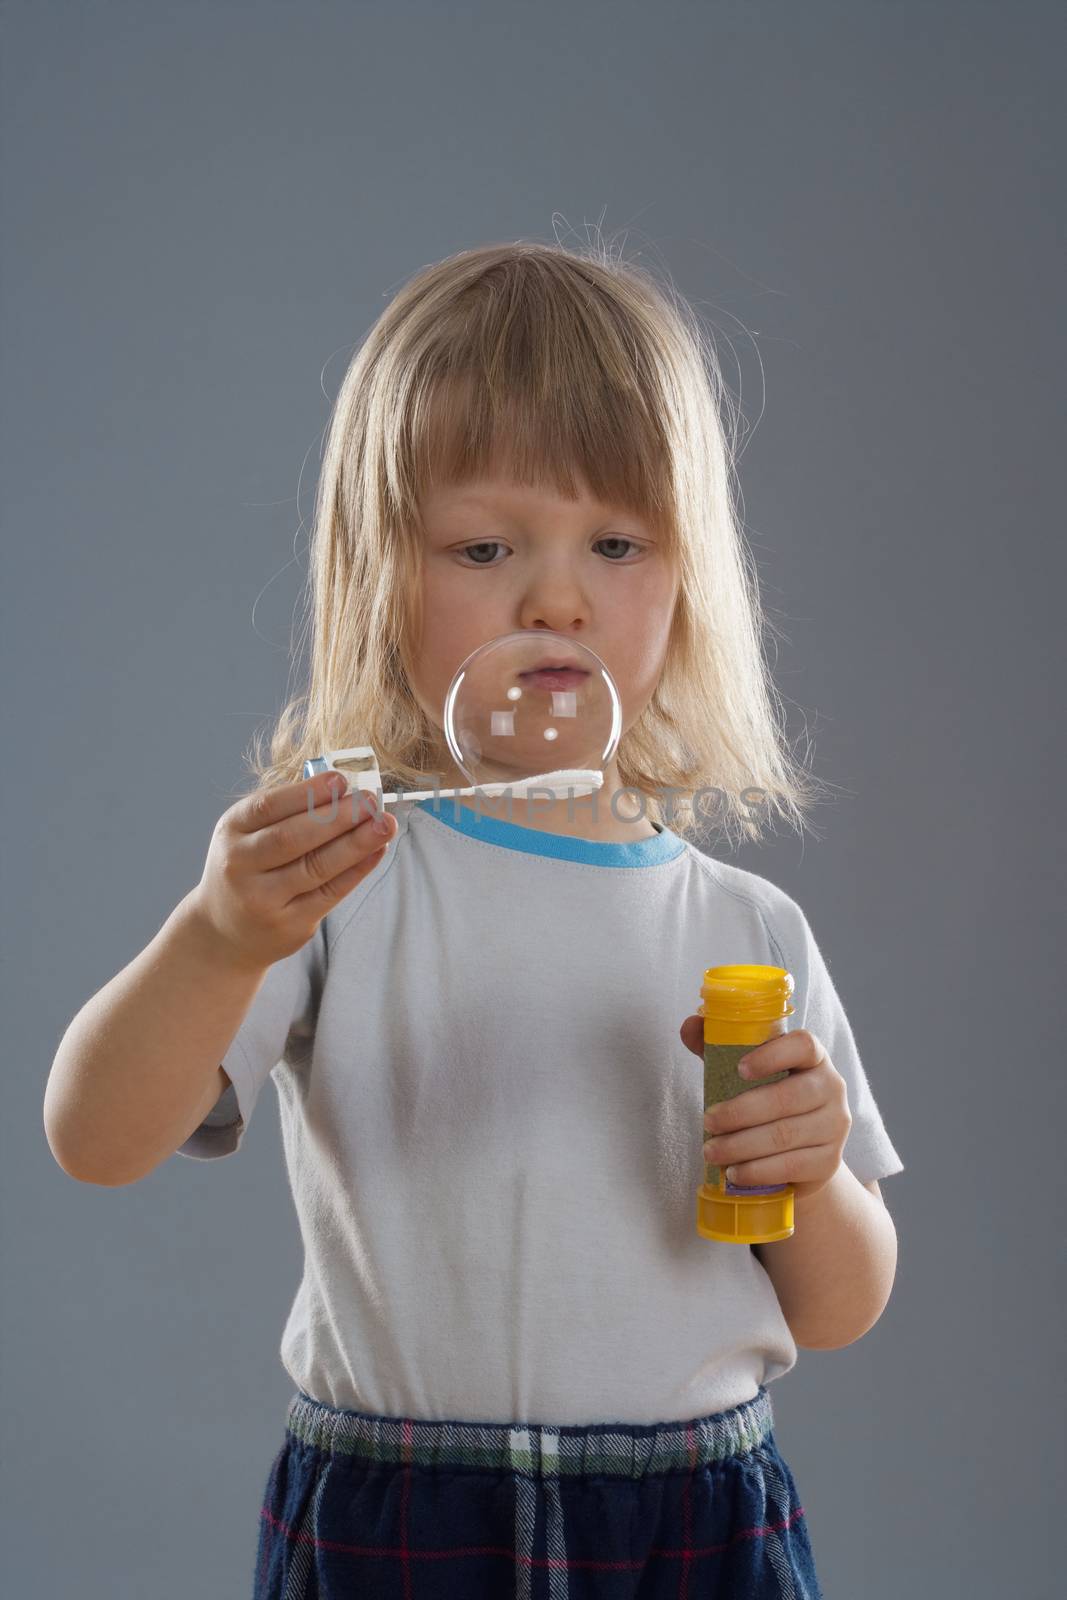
[188,769,395,970]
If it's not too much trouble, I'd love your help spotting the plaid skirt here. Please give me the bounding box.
[252,1384,824,1598]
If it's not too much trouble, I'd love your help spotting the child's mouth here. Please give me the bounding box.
[517,667,590,690]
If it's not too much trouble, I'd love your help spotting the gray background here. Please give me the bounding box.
[4,1,1063,1595]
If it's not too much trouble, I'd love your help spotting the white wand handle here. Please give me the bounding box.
[304,749,605,803]
[383,768,604,802]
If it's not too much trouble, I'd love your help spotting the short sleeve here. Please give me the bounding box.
[175,924,325,1161]
[773,894,904,1185]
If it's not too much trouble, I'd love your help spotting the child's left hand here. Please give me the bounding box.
[678,1016,853,1203]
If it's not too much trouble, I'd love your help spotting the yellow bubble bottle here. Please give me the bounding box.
[696,964,796,1245]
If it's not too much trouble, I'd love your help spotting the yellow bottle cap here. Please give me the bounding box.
[697,1181,794,1244]
[701,964,795,1023]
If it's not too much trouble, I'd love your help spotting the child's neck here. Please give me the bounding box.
[433,759,659,843]
[474,798,658,843]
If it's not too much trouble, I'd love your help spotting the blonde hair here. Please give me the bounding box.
[245,237,838,847]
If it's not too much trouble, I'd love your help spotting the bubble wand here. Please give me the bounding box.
[303,631,621,804]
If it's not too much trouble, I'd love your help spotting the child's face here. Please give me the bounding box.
[411,473,680,786]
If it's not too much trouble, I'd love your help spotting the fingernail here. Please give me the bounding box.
[737,1059,752,1078]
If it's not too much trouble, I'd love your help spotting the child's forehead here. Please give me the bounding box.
[421,476,636,519]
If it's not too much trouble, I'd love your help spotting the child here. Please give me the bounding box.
[47,240,903,1598]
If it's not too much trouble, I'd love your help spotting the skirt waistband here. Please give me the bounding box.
[285,1386,774,1480]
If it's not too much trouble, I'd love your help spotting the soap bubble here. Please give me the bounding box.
[443,632,622,795]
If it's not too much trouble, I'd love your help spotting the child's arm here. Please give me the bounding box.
[43,890,270,1186]
[44,769,394,1186]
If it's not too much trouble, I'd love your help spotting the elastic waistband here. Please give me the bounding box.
[285,1386,774,1479]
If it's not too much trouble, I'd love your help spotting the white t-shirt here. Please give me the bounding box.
[179,796,903,1425]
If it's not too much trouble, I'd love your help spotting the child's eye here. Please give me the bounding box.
[456,537,643,566]
[595,536,641,561]
[458,541,507,566]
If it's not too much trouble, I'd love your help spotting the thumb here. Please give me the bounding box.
[679,1013,704,1058]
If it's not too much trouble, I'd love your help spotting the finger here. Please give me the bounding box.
[679,1014,703,1057]
[705,1073,823,1133]
[272,801,394,900]
[287,838,391,913]
[231,769,349,836]
[704,1109,830,1168]
[238,783,385,875]
[718,1144,836,1190]
[740,1028,826,1077]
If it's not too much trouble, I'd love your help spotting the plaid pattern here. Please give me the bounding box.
[253,1385,824,1598]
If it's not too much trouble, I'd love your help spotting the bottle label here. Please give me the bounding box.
[704,1041,792,1196]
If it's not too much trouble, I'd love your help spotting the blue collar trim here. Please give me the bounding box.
[414,796,687,867]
